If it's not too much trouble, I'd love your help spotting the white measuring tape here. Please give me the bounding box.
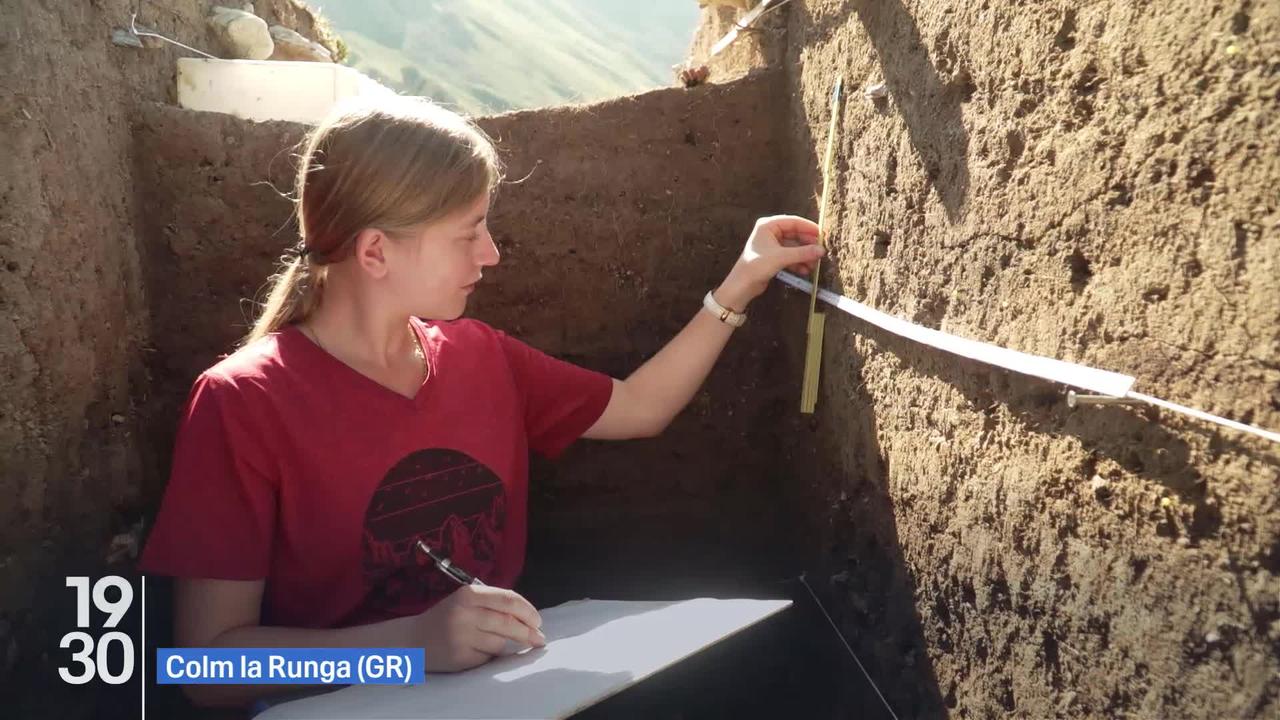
[776,271,1280,445]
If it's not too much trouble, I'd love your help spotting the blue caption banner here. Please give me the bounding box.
[156,648,424,685]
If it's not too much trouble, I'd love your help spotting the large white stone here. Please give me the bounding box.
[268,25,333,63]
[207,6,274,61]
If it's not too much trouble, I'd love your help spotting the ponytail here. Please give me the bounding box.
[241,250,326,347]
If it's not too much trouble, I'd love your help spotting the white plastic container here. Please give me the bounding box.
[176,58,395,124]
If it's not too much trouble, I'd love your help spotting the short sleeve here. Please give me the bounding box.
[138,372,277,580]
[497,332,614,459]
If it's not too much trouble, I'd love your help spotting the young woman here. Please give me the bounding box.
[140,95,824,708]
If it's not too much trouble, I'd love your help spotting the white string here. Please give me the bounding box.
[129,13,217,59]
[777,271,1280,446]
[712,0,799,56]
[1126,391,1280,444]
[743,0,799,27]
[798,574,901,720]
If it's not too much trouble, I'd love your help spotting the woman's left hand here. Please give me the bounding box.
[713,215,825,312]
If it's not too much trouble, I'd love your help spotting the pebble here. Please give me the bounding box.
[1089,475,1111,500]
[864,82,889,99]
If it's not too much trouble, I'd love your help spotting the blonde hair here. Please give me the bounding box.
[242,96,504,347]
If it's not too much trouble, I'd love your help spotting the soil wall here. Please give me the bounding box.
[693,1,1280,717]
[0,0,337,711]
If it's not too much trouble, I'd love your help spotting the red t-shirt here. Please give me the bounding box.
[139,318,613,628]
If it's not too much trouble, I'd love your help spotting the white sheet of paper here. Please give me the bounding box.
[259,598,792,720]
[776,271,1137,397]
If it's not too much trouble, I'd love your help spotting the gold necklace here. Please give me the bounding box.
[410,327,425,362]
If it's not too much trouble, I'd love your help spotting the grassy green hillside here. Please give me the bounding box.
[309,0,700,114]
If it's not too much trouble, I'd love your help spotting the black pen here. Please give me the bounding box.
[415,539,487,586]
[416,539,547,646]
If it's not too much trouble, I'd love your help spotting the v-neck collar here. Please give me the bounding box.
[284,319,435,407]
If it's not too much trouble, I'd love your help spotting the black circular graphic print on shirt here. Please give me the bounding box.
[357,448,505,620]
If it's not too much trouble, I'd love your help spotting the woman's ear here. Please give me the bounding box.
[352,228,390,279]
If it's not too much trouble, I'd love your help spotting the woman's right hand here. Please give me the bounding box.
[414,585,547,672]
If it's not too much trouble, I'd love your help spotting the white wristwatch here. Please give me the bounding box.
[703,290,747,327]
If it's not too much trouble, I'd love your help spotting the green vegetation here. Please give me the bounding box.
[309,0,699,114]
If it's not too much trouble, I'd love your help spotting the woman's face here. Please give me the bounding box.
[387,191,499,320]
